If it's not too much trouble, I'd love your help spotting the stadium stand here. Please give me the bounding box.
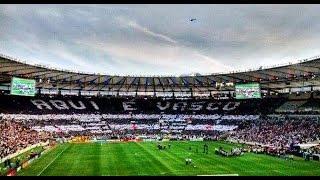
[0,121,51,159]
[1,54,320,175]
[0,95,319,150]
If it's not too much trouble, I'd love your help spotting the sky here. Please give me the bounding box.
[1,4,320,76]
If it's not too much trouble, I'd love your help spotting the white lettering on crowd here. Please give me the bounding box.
[156,102,170,111]
[29,99,241,112]
[31,100,53,110]
[49,100,69,110]
[123,102,137,111]
[172,102,188,111]
[206,103,219,111]
[68,101,86,110]
[189,102,205,111]
[223,102,241,111]
[89,101,100,110]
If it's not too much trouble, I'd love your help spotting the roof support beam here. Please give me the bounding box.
[126,77,136,92]
[0,63,25,69]
[135,77,141,94]
[116,77,127,92]
[98,76,113,91]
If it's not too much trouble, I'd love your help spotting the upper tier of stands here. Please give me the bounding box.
[1,95,320,115]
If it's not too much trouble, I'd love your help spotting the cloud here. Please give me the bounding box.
[75,37,232,76]
[49,46,91,68]
[116,16,178,44]
[1,4,320,76]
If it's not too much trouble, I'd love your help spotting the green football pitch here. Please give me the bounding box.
[18,141,320,176]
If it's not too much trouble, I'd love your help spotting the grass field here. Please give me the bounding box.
[1,146,45,176]
[18,141,320,176]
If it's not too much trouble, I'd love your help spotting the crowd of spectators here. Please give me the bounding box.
[0,121,51,159]
[1,95,320,160]
[0,113,256,137]
[227,117,320,150]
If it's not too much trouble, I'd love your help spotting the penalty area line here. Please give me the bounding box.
[37,145,69,176]
[198,174,239,176]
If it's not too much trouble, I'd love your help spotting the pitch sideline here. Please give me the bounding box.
[198,174,239,176]
[37,145,69,176]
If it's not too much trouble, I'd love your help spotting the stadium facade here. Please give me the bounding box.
[1,53,320,97]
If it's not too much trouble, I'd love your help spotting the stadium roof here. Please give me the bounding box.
[1,53,320,96]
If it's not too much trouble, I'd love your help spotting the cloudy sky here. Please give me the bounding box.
[1,4,320,76]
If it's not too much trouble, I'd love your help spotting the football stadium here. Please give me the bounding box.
[1,4,320,176]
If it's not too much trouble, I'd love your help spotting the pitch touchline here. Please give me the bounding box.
[198,174,239,176]
[37,145,69,176]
